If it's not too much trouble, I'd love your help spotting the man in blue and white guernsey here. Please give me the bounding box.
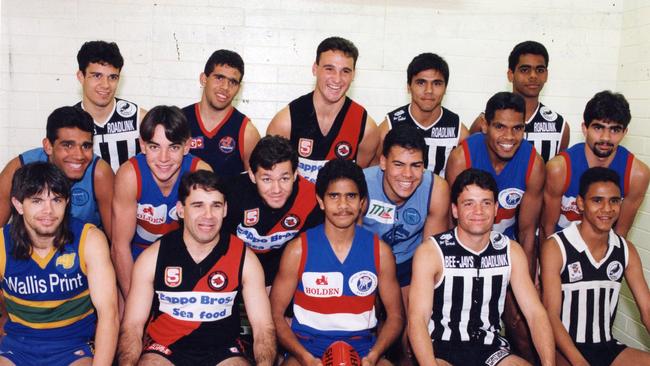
[0,162,118,365]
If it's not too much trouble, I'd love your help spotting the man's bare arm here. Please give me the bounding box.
[623,241,650,333]
[468,113,486,134]
[615,158,650,237]
[356,115,380,168]
[540,237,589,365]
[270,238,321,366]
[518,154,545,279]
[423,175,450,238]
[93,159,115,240]
[84,226,119,365]
[444,146,467,227]
[111,162,138,297]
[510,241,555,366]
[266,106,292,138]
[117,242,158,366]
[0,157,21,226]
[366,241,403,365]
[458,123,470,143]
[242,248,276,366]
[559,121,570,152]
[541,155,568,240]
[241,120,261,172]
[371,118,390,166]
[408,239,442,366]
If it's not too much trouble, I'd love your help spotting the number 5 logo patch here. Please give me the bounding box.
[165,266,183,287]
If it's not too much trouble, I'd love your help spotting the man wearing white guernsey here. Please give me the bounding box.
[409,168,555,366]
[75,40,147,172]
[541,167,650,366]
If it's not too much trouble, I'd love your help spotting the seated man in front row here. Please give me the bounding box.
[118,170,275,366]
[270,159,403,365]
[0,162,118,365]
[409,168,555,366]
[541,167,650,366]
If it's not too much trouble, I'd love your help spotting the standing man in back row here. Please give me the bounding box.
[266,36,379,183]
[470,40,570,163]
[377,52,469,177]
[183,49,261,175]
[75,40,147,172]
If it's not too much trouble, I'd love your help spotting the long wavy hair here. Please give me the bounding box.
[9,162,72,259]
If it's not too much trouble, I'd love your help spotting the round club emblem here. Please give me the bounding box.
[498,188,524,209]
[607,261,624,281]
[348,271,378,296]
[219,136,236,154]
[116,100,137,118]
[208,271,228,291]
[540,105,558,122]
[282,214,301,230]
[491,232,507,250]
[403,208,421,225]
[335,141,352,158]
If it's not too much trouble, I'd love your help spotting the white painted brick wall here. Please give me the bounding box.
[1,0,649,348]
[612,0,650,351]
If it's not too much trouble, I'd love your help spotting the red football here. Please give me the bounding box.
[321,341,361,366]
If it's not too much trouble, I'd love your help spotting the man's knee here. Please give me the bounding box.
[216,356,251,366]
[498,354,532,366]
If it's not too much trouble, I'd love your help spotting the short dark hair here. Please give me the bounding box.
[508,41,549,72]
[249,135,298,173]
[178,170,227,205]
[382,125,427,166]
[316,37,359,67]
[451,168,498,204]
[407,53,449,85]
[47,106,94,144]
[77,40,124,73]
[140,105,191,144]
[583,90,631,128]
[203,49,245,81]
[579,167,621,198]
[10,162,73,259]
[485,92,525,124]
[316,159,367,200]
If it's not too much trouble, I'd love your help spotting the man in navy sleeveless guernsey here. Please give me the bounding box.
[542,91,650,240]
[541,167,650,365]
[0,107,114,235]
[111,106,211,299]
[376,53,469,177]
[75,40,147,172]
[470,41,570,163]
[266,37,379,183]
[183,49,260,175]
[445,91,546,362]
[409,169,554,366]
[119,170,275,366]
[270,159,403,366]
[0,162,118,365]
[224,135,323,288]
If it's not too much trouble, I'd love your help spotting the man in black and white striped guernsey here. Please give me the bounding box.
[541,167,650,366]
[409,168,555,366]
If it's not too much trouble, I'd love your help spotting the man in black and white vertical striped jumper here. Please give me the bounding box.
[75,40,147,172]
[409,168,555,366]
[541,167,650,366]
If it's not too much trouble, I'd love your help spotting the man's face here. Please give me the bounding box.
[379,146,424,205]
[408,69,447,114]
[312,50,355,104]
[485,109,525,162]
[77,62,120,109]
[317,178,364,230]
[200,64,242,111]
[249,161,297,209]
[11,189,68,239]
[508,54,548,99]
[577,181,621,233]
[140,125,190,184]
[43,127,94,181]
[177,188,227,245]
[452,184,498,236]
[582,120,627,159]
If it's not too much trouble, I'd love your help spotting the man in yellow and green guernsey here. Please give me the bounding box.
[0,162,118,366]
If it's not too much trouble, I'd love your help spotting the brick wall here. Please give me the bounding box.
[612,0,650,350]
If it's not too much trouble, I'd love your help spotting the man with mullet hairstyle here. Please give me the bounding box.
[0,162,118,366]
[267,36,379,183]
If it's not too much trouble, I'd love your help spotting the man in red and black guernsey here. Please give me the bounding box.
[224,135,323,288]
[118,170,276,366]
[183,49,261,175]
[266,36,379,183]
